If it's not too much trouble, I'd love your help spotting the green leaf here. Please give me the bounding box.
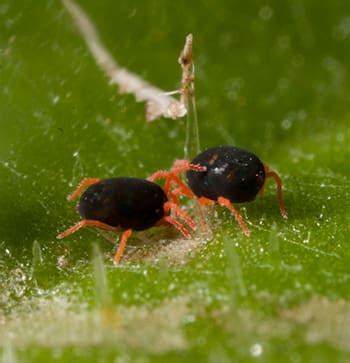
[1,0,350,362]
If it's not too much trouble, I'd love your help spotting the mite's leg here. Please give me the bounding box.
[147,170,170,183]
[68,177,101,201]
[264,164,288,219]
[168,174,195,204]
[148,161,206,205]
[165,175,181,204]
[164,201,196,231]
[168,160,205,199]
[147,170,178,202]
[217,197,250,237]
[148,168,196,203]
[198,196,216,206]
[149,160,205,188]
[114,229,132,264]
[163,216,192,239]
[170,159,206,174]
[57,219,118,239]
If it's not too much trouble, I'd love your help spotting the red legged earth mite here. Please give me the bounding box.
[148,146,288,237]
[57,177,196,264]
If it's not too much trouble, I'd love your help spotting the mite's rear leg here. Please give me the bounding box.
[217,197,250,237]
[68,177,101,201]
[263,164,288,219]
[114,229,132,264]
[57,219,119,239]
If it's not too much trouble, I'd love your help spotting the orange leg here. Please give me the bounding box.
[148,161,205,191]
[147,170,180,203]
[217,197,250,237]
[163,216,192,239]
[148,165,199,204]
[57,219,119,239]
[172,187,187,199]
[164,173,176,198]
[68,177,101,201]
[167,190,180,206]
[167,174,194,198]
[171,159,189,171]
[114,229,132,264]
[164,196,211,234]
[170,159,206,174]
[147,170,170,183]
[263,164,288,219]
[170,186,193,206]
[198,196,216,206]
[162,174,195,204]
[164,201,196,231]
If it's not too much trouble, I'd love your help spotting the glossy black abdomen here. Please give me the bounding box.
[78,178,167,230]
[186,146,265,203]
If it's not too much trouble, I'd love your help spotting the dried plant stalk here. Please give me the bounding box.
[61,0,186,121]
[178,34,201,159]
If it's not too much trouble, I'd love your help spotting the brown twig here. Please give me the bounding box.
[179,34,194,106]
[178,34,200,159]
[61,0,186,122]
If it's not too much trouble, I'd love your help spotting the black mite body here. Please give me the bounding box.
[149,145,287,237]
[78,178,167,231]
[186,146,265,203]
[58,177,196,264]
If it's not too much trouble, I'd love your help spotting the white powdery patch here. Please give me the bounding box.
[282,297,350,350]
[0,295,189,353]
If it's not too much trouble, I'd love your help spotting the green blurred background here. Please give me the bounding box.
[1,0,350,362]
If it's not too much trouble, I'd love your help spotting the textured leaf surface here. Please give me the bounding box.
[1,1,350,362]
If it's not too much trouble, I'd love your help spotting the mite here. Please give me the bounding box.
[148,146,287,236]
[57,177,197,264]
